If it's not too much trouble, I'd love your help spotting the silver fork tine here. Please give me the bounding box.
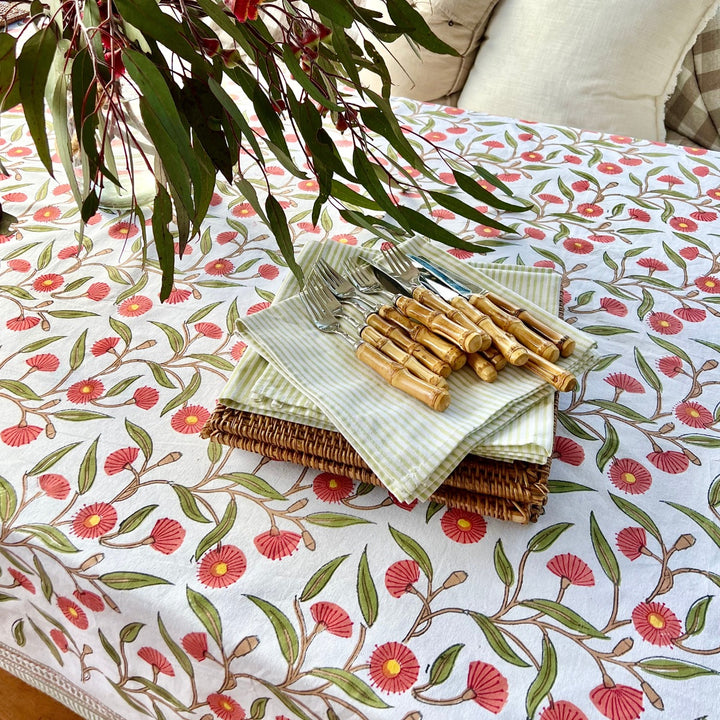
[383,244,418,283]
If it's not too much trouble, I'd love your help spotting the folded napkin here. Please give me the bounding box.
[222,240,597,502]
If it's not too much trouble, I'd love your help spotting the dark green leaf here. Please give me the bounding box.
[172,484,211,524]
[99,572,171,590]
[664,502,720,549]
[638,657,718,680]
[309,667,389,708]
[246,595,298,664]
[357,546,378,627]
[117,505,158,535]
[471,613,530,667]
[526,523,573,553]
[389,525,432,579]
[194,499,237,560]
[685,596,712,637]
[493,539,514,586]
[521,599,608,638]
[525,635,557,719]
[187,587,223,648]
[590,512,620,585]
[300,555,349,602]
[610,494,662,543]
[78,436,99,495]
[596,420,619,472]
[428,643,464,686]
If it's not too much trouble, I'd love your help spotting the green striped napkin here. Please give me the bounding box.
[221,240,597,502]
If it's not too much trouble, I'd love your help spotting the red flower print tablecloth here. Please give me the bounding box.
[1,98,719,720]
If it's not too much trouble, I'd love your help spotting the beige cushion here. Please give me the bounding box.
[364,0,500,101]
[458,0,720,141]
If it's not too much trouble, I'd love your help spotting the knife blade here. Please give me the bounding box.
[409,255,563,362]
[369,263,485,355]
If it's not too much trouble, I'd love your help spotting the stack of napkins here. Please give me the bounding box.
[220,239,597,503]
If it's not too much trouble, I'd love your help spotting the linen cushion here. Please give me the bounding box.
[665,10,720,150]
[363,0,500,102]
[458,0,720,142]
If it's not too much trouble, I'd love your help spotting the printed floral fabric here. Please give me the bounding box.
[0,97,719,720]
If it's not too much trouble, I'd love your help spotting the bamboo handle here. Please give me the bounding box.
[355,343,451,411]
[379,306,467,370]
[466,353,498,382]
[395,296,483,353]
[482,346,507,371]
[360,326,447,388]
[366,313,452,377]
[486,291,576,357]
[469,293,560,362]
[449,296,529,366]
[522,351,578,392]
[412,287,491,351]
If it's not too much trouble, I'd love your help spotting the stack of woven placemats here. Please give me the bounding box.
[201,404,554,523]
[0,1,30,25]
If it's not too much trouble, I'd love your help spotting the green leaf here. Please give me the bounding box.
[69,329,87,371]
[117,505,158,535]
[247,595,298,665]
[125,419,153,460]
[596,420,619,472]
[186,587,222,648]
[521,599,608,639]
[685,596,712,637]
[172,485,211,524]
[28,618,62,667]
[304,512,372,528]
[53,410,110,422]
[471,613,530,667]
[12,619,26,647]
[18,524,78,553]
[309,667,389,709]
[428,643,464,686]
[590,512,620,585]
[636,288,654,320]
[120,622,145,644]
[588,401,651,424]
[99,572,171,590]
[526,523,573,553]
[664,502,720,549]
[525,635,557,719]
[151,321,185,354]
[648,334,691,364]
[147,361,176,389]
[634,348,662,393]
[548,480,595,494]
[78,436,99,495]
[0,379,42,401]
[194,499,237,560]
[33,556,54,602]
[187,353,235,371]
[493,539,514,586]
[389,525,432,580]
[610,493,662,544]
[27,442,81,476]
[160,371,201,415]
[219,472,286,500]
[265,194,302,284]
[0,475,17,522]
[300,555,349,602]
[357,546,378,627]
[638,657,718,680]
[99,629,122,665]
[582,325,637,336]
[556,412,597,441]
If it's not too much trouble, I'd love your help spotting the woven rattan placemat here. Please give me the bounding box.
[0,1,30,25]
[201,405,554,523]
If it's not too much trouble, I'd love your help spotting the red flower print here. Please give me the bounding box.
[690,210,716,222]
[257,264,279,279]
[632,601,682,646]
[466,661,508,713]
[448,247,474,259]
[657,355,683,377]
[446,126,467,135]
[8,568,35,593]
[628,208,650,222]
[431,208,455,220]
[310,602,353,638]
[482,139,503,148]
[588,234,615,243]
[297,222,321,234]
[706,187,720,199]
[118,295,152,316]
[26,353,60,372]
[137,647,174,676]
[552,436,584,466]
[72,503,117,538]
[648,312,682,335]
[669,216,697,233]
[571,180,590,192]
[133,386,159,410]
[195,322,223,339]
[87,282,110,301]
[577,203,603,217]
[368,642,419,694]
[33,205,61,222]
[564,238,593,254]
[525,227,546,240]
[39,473,70,499]
[2,192,27,202]
[423,131,447,142]
[686,147,707,155]
[385,559,420,598]
[389,495,418,511]
[205,258,234,276]
[207,693,246,720]
[253,529,301,560]
[693,165,709,176]
[695,275,720,293]
[440,509,487,544]
[474,225,501,238]
[7,146,32,156]
[231,203,257,220]
[73,589,104,612]
[496,173,520,182]
[313,472,354,503]
[148,518,185,555]
[7,259,31,272]
[104,447,139,475]
[540,700,588,720]
[521,151,543,162]
[247,301,270,314]
[58,245,80,259]
[590,684,643,720]
[636,257,667,272]
[171,405,210,434]
[646,450,689,474]
[534,260,555,269]
[610,135,632,144]
[231,342,247,360]
[91,337,120,356]
[182,632,209,661]
[609,458,652,495]
[57,596,89,629]
[657,174,682,185]
[108,222,138,239]
[331,233,358,245]
[546,553,595,587]
[67,378,104,404]
[538,193,563,204]
[618,157,642,166]
[265,165,285,175]
[616,527,648,560]
[33,273,64,292]
[50,629,69,653]
[674,401,713,428]
[165,288,191,304]
[597,163,622,175]
[198,545,247,588]
[216,231,238,244]
[1,424,42,446]
[604,373,645,393]
[298,179,319,192]
[563,155,582,164]
[210,192,222,206]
